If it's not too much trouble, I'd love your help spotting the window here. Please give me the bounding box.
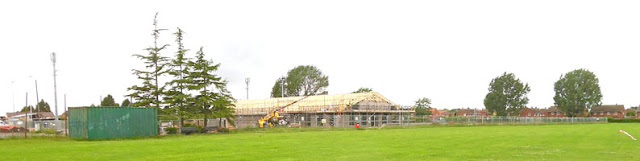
[614,112,618,115]
[607,112,611,115]
[528,113,531,116]
[600,112,604,115]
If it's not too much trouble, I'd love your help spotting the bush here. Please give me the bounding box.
[607,118,640,123]
[196,126,205,133]
[166,127,178,134]
[28,129,58,134]
[218,128,230,133]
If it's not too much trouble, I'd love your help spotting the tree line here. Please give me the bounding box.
[483,69,603,117]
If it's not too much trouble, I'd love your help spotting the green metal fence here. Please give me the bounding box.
[68,107,158,139]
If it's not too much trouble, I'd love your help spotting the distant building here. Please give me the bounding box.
[590,105,624,119]
[519,107,547,117]
[6,112,55,120]
[456,109,488,117]
[546,106,567,117]
[233,92,413,128]
[430,108,450,117]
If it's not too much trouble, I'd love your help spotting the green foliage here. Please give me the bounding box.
[625,110,636,117]
[553,69,602,117]
[196,126,205,133]
[218,128,230,133]
[414,97,432,116]
[20,105,34,112]
[29,129,57,135]
[271,65,329,97]
[187,47,235,128]
[121,99,131,107]
[607,117,640,123]
[163,27,193,127]
[36,99,51,112]
[165,127,178,134]
[270,79,285,97]
[127,12,170,108]
[483,72,530,116]
[100,94,119,107]
[352,87,373,93]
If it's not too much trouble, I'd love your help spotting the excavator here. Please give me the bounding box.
[258,96,307,128]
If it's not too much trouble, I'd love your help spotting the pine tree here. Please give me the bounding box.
[187,47,235,128]
[127,12,170,109]
[164,27,192,127]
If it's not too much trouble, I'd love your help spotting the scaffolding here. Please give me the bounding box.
[233,92,414,128]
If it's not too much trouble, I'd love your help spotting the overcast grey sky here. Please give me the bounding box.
[1,0,639,116]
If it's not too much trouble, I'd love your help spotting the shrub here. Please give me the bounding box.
[607,118,640,123]
[218,128,230,133]
[166,127,178,134]
[196,126,205,133]
[183,123,197,127]
[42,129,57,134]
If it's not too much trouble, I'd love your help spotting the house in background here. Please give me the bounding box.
[519,107,547,117]
[590,105,624,119]
[456,108,488,117]
[430,108,450,117]
[546,106,567,117]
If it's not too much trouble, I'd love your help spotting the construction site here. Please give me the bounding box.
[233,92,414,128]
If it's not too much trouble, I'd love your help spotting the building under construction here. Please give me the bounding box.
[233,92,413,128]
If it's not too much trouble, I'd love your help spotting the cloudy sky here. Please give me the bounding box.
[1,0,639,116]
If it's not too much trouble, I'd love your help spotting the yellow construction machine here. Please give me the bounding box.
[258,96,307,128]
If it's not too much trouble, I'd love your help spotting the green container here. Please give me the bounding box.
[68,107,158,139]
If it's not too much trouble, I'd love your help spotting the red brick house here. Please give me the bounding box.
[519,107,547,117]
[546,106,566,117]
[590,105,624,118]
[457,109,488,117]
[430,108,450,117]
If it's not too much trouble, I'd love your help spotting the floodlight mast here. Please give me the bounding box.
[51,52,59,121]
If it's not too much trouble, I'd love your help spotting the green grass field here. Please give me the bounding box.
[2,123,639,160]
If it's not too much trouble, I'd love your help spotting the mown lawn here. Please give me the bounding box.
[1,123,639,160]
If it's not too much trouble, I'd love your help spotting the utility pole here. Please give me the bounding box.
[245,77,250,100]
[64,94,67,136]
[35,80,40,131]
[51,52,59,121]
